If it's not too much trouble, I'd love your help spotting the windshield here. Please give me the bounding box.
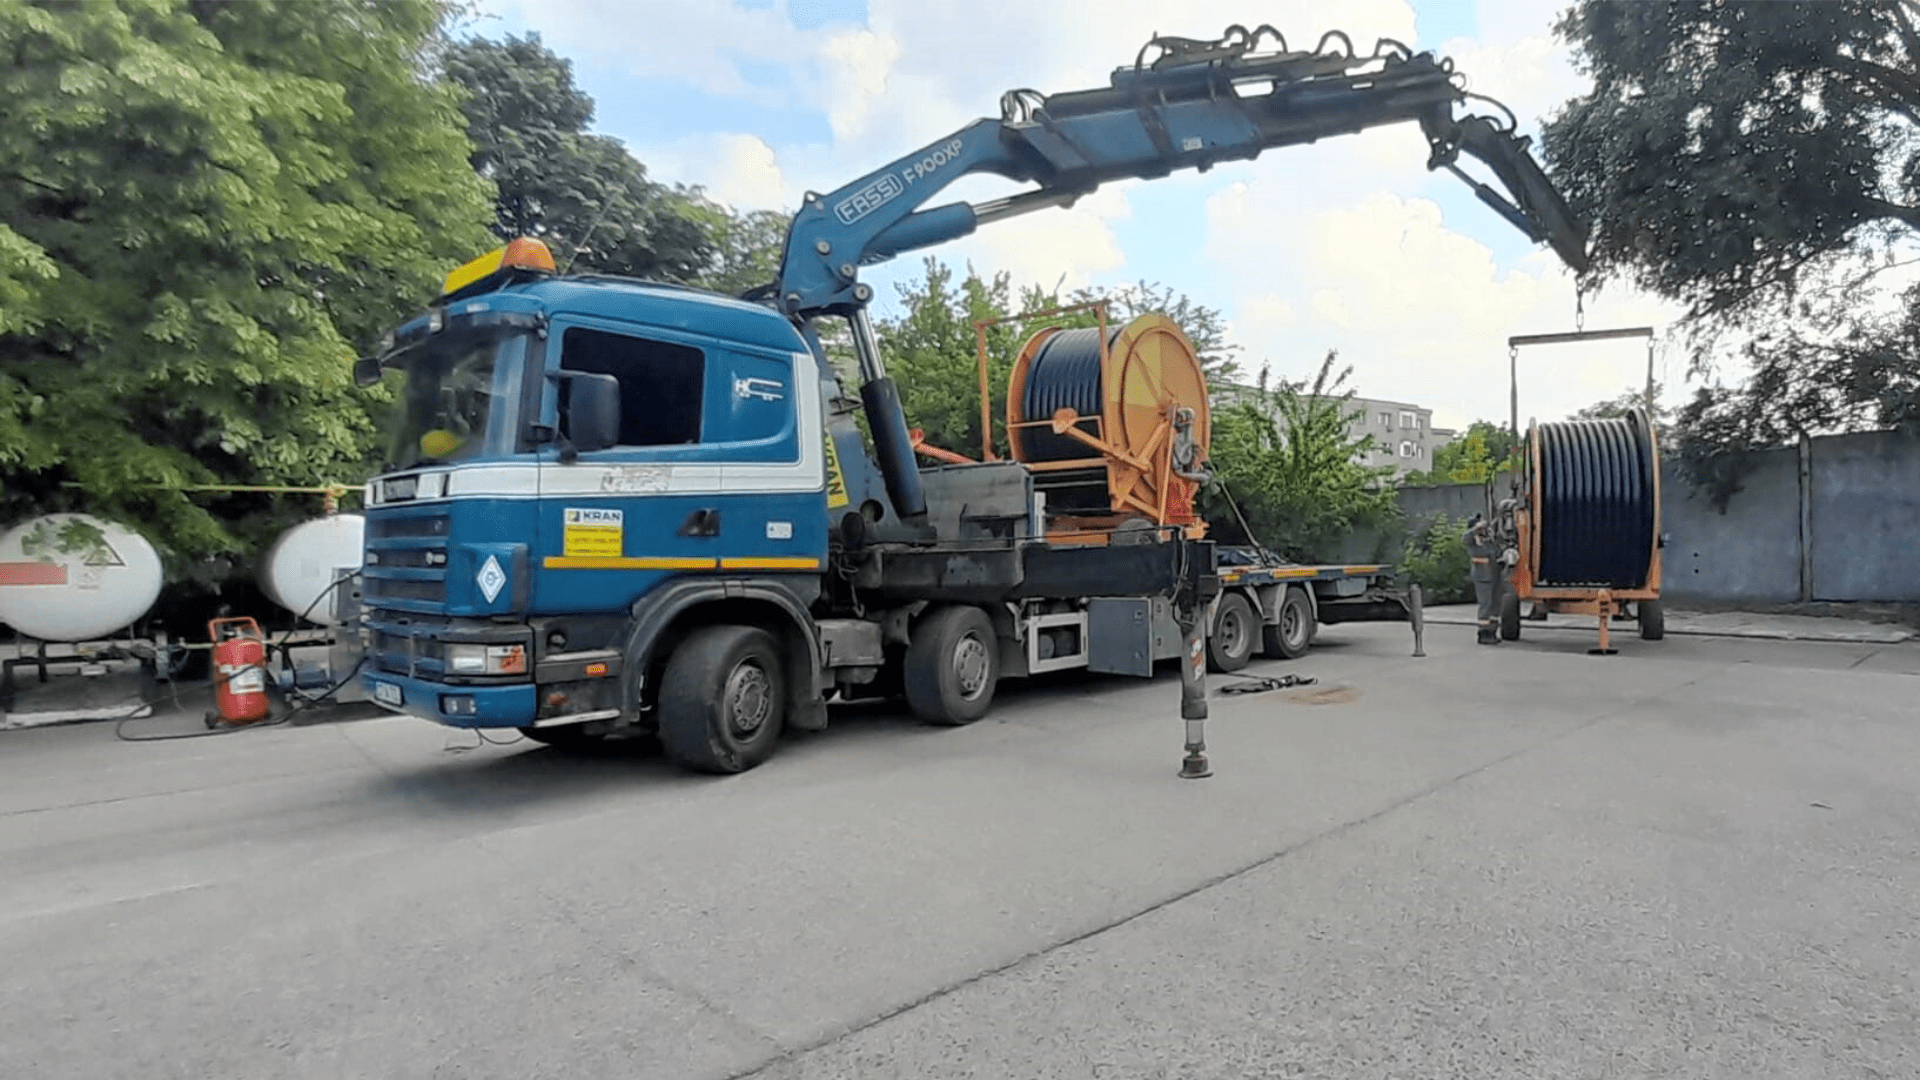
[386,332,522,471]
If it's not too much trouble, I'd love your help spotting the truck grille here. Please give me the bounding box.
[363,577,447,604]
[368,514,450,540]
[362,505,449,616]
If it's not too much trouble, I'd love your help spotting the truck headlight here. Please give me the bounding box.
[445,643,528,675]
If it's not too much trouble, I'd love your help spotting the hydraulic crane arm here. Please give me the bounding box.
[776,25,1589,319]
[775,25,1590,524]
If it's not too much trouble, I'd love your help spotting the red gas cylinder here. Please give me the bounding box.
[208,617,271,726]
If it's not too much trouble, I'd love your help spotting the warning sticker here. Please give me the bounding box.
[563,507,624,557]
[823,433,850,509]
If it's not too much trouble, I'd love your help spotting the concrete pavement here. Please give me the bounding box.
[3,623,1918,1078]
[1422,601,1917,643]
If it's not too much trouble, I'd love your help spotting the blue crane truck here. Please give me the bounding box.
[354,25,1588,773]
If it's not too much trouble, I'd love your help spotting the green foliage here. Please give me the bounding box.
[873,258,1247,464]
[441,33,713,282]
[1545,0,1909,319]
[1402,420,1519,487]
[1400,514,1473,605]
[681,202,789,297]
[0,0,496,576]
[1065,280,1243,385]
[1203,351,1400,562]
[1544,1,1920,489]
[20,517,110,563]
[871,258,1045,459]
[1571,383,1674,449]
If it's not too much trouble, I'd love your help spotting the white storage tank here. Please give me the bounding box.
[0,514,165,642]
[259,514,365,626]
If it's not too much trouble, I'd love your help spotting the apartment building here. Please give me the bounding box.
[1348,397,1456,474]
[1214,384,1458,477]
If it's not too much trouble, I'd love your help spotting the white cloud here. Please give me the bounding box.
[1204,184,1683,430]
[817,29,901,144]
[638,133,789,212]
[952,186,1133,294]
[700,134,789,211]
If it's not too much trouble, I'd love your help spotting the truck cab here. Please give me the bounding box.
[358,247,854,764]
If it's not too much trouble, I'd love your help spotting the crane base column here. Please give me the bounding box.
[1177,614,1211,779]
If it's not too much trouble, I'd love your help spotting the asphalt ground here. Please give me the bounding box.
[3,620,1917,1079]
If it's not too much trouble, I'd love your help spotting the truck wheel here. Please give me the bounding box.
[1260,587,1313,660]
[1499,590,1522,641]
[1207,592,1256,672]
[1638,599,1665,641]
[904,605,999,726]
[657,624,787,774]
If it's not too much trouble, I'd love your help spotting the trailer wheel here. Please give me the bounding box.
[657,624,787,774]
[1207,592,1256,672]
[904,605,999,726]
[1499,590,1522,641]
[1638,599,1665,641]
[1261,586,1314,660]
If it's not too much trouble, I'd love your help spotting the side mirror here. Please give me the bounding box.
[562,372,621,454]
[353,357,382,387]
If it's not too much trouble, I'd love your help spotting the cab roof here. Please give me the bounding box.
[493,274,807,355]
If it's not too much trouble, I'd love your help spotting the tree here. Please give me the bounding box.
[873,258,1037,460]
[442,33,712,283]
[1570,383,1674,447]
[0,0,495,573]
[680,201,789,297]
[1203,351,1400,562]
[1067,280,1243,384]
[1403,420,1519,486]
[873,259,1237,461]
[1543,1,1920,494]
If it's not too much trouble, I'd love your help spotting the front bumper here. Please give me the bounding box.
[361,669,536,729]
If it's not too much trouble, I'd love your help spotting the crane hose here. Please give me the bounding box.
[1533,411,1657,588]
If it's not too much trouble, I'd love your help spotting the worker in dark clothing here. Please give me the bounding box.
[1464,513,1504,645]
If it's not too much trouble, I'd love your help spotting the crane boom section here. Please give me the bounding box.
[777,28,1587,318]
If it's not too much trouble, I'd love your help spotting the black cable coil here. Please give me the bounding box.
[1533,409,1657,588]
[1016,326,1119,463]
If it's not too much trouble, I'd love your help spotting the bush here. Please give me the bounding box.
[1401,514,1473,604]
[1202,351,1402,562]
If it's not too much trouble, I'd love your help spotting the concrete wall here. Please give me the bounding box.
[1365,430,1920,605]
[1660,448,1802,605]
[1808,432,1920,602]
[1396,474,1517,535]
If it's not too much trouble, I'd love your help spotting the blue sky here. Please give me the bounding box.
[471,0,1683,430]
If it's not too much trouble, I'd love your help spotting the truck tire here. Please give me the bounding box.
[904,605,999,726]
[1638,598,1665,641]
[657,624,787,774]
[1499,590,1522,641]
[1207,592,1257,673]
[1260,586,1314,660]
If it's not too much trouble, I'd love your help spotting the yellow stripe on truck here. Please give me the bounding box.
[543,555,823,571]
[544,556,717,570]
[719,557,822,570]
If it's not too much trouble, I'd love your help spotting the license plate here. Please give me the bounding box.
[372,680,403,707]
